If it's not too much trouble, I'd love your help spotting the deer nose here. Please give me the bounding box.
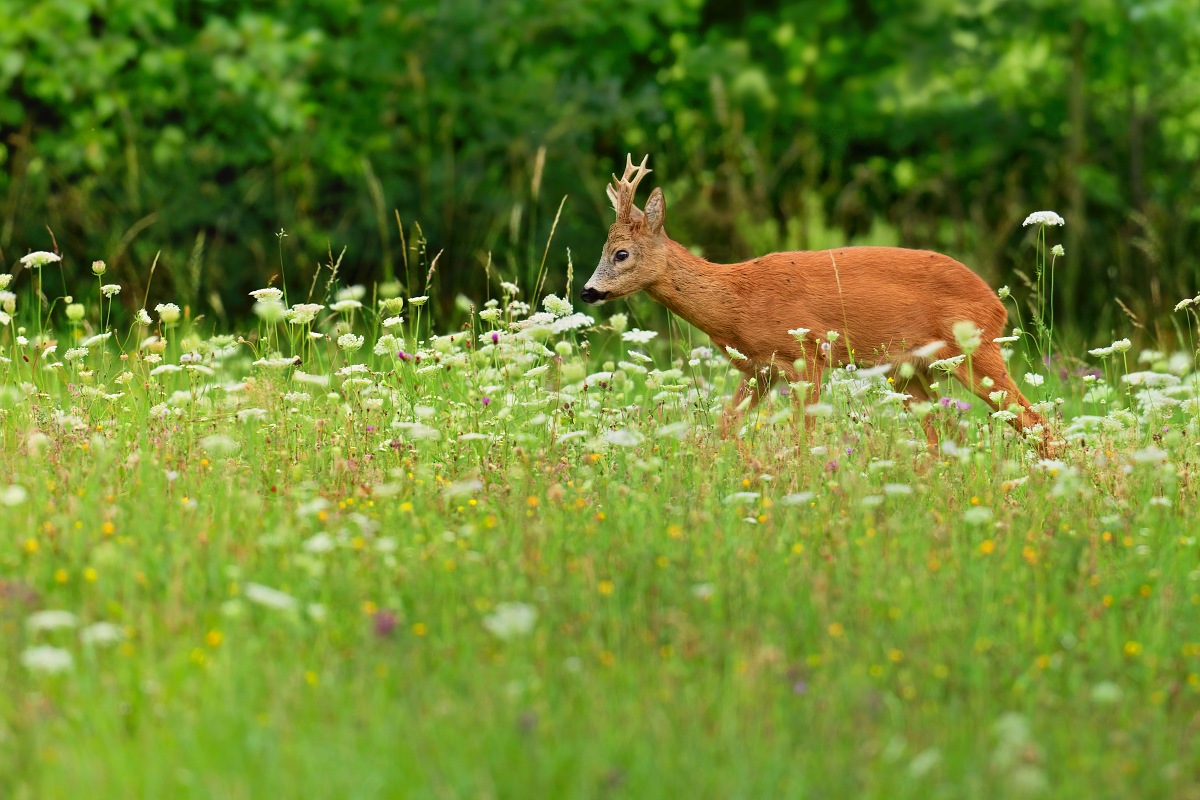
[580,286,608,304]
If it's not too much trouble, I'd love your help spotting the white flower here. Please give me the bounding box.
[1111,338,1132,353]
[374,333,399,356]
[66,303,85,321]
[330,299,362,313]
[19,251,61,269]
[929,354,966,372]
[963,506,993,525]
[988,390,1008,405]
[500,281,520,296]
[337,333,364,352]
[243,582,299,612]
[1024,373,1045,387]
[101,284,121,298]
[622,328,658,344]
[155,303,181,324]
[542,294,573,317]
[0,484,28,506]
[1022,211,1065,227]
[80,622,124,646]
[407,295,429,307]
[21,645,73,674]
[0,274,11,290]
[249,287,284,303]
[1175,297,1195,312]
[381,315,404,329]
[997,286,1011,299]
[788,328,810,341]
[1088,346,1113,357]
[81,332,112,348]
[336,284,366,302]
[603,428,643,447]
[287,303,323,325]
[27,610,79,632]
[63,347,89,363]
[482,602,537,641]
[479,308,502,323]
[826,330,840,341]
[725,345,748,361]
[608,313,628,333]
[135,308,152,325]
[1051,244,1065,257]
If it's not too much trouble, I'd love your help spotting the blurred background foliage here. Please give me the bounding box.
[2,0,1199,337]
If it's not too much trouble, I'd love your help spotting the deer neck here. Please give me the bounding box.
[644,238,742,344]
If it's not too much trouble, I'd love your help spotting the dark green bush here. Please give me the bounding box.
[2,0,1198,336]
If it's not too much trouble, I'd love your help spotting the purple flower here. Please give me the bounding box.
[397,351,411,361]
[793,680,808,695]
[481,396,491,406]
[939,397,953,408]
[365,425,376,433]
[491,332,500,344]
[956,400,971,412]
[373,610,398,637]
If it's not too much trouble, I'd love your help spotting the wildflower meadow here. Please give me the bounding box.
[2,217,1200,798]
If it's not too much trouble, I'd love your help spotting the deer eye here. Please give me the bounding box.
[614,250,629,263]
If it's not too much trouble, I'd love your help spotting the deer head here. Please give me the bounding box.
[580,154,668,305]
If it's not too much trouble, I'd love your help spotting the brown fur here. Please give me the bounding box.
[583,155,1053,451]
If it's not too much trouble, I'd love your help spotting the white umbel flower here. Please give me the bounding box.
[337,333,364,352]
[482,602,537,641]
[20,251,61,268]
[21,645,73,674]
[26,610,79,632]
[249,288,284,303]
[1022,211,1065,227]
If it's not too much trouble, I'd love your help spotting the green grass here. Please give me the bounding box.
[2,253,1200,799]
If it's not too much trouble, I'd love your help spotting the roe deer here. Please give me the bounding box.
[580,154,1053,452]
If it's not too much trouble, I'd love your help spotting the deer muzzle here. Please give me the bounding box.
[580,286,609,305]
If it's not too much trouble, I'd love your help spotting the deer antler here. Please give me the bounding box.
[610,154,652,223]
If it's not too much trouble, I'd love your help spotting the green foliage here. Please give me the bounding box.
[2,0,1199,334]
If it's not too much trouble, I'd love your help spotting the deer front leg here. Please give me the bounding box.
[721,371,766,438]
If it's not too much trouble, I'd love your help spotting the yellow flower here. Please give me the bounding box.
[305,670,319,686]
[411,622,428,637]
[980,539,995,555]
[598,580,615,596]
[828,622,844,638]
[1123,641,1142,657]
[206,630,223,648]
[362,600,378,616]
[54,569,68,584]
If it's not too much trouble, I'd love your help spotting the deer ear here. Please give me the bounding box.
[606,184,620,212]
[644,187,666,233]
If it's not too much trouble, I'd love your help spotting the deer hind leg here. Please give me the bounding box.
[952,345,1054,450]
[721,371,769,438]
[778,360,825,433]
[894,359,940,453]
